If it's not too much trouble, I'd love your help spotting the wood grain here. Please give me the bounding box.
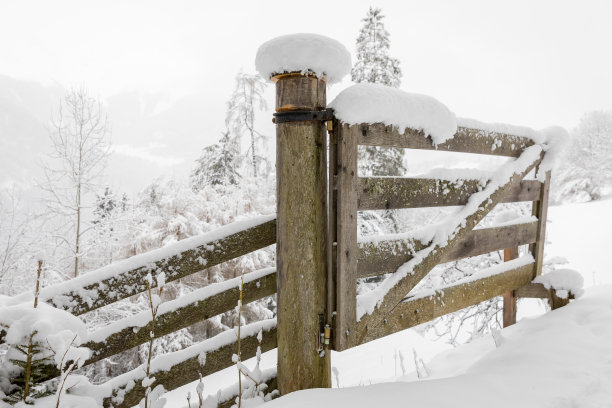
[274,73,331,392]
[333,123,360,351]
[357,222,538,278]
[358,178,541,210]
[529,171,551,277]
[357,124,534,157]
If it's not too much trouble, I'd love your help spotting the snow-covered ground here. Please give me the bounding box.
[547,197,612,288]
[164,196,612,407]
[267,284,612,408]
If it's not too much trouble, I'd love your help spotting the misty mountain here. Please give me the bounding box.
[0,75,247,195]
[0,75,63,188]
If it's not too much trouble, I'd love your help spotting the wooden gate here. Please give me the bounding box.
[328,121,551,351]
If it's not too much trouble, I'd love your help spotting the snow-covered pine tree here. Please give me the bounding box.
[225,72,269,178]
[90,186,126,267]
[352,7,405,177]
[190,130,241,191]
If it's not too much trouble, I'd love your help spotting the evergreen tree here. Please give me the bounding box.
[91,186,122,266]
[352,7,405,177]
[225,72,269,178]
[93,187,117,225]
[190,130,241,191]
[352,7,402,87]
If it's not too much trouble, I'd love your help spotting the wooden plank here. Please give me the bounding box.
[274,72,330,392]
[358,177,541,210]
[36,269,277,382]
[443,221,537,264]
[357,124,534,157]
[503,247,519,327]
[358,177,481,210]
[102,321,278,408]
[355,262,535,346]
[529,171,551,277]
[39,217,276,316]
[327,121,338,325]
[505,179,542,203]
[334,123,359,351]
[515,283,575,304]
[515,282,550,298]
[354,148,543,346]
[357,222,538,278]
[359,178,541,210]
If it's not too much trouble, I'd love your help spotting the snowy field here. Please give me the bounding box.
[164,196,612,408]
[267,285,612,408]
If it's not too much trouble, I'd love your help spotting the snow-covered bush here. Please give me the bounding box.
[0,295,91,405]
[551,110,612,203]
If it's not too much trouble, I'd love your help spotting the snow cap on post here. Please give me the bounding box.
[255,33,351,84]
[329,83,458,145]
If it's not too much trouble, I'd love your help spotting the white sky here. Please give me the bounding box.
[1,0,612,191]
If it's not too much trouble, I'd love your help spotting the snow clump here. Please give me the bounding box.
[534,268,584,298]
[255,33,351,84]
[328,83,458,145]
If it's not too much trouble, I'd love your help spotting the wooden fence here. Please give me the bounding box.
[1,57,573,405]
[1,217,279,408]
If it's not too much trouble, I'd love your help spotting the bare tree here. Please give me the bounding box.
[0,187,30,286]
[39,88,110,278]
[225,73,268,178]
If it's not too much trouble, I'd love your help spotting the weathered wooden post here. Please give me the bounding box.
[273,71,330,393]
[502,247,519,327]
[255,34,351,394]
[530,170,551,277]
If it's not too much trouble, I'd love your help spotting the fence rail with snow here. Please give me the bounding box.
[1,32,577,406]
[1,216,278,407]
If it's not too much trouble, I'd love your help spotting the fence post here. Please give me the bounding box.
[502,247,519,327]
[530,170,551,277]
[273,72,331,393]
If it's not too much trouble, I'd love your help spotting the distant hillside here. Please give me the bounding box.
[0,75,63,188]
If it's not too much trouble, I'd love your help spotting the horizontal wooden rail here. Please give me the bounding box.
[358,221,538,278]
[356,261,536,346]
[357,124,534,157]
[36,268,277,382]
[515,282,550,298]
[358,178,541,210]
[37,216,276,316]
[100,319,277,408]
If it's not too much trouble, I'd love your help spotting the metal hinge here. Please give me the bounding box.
[273,108,334,124]
[317,314,332,356]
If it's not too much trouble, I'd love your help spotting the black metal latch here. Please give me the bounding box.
[273,108,334,124]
